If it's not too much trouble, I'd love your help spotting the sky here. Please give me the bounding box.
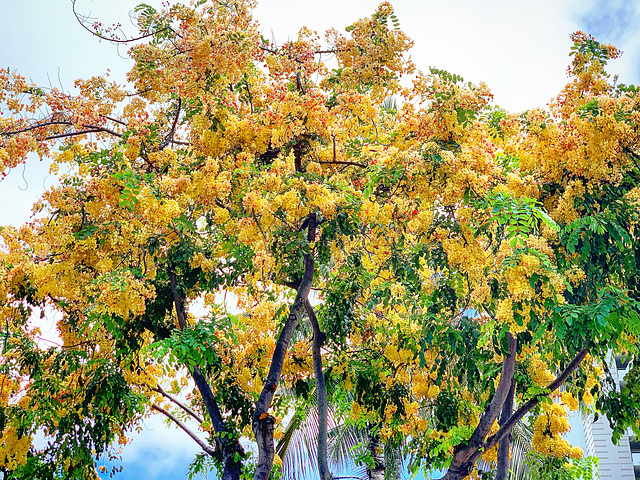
[1,0,640,478]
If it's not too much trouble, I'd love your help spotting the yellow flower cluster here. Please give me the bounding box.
[0,427,32,470]
[532,402,582,458]
[411,370,440,400]
[92,270,155,321]
[527,354,556,387]
[561,391,579,412]
[384,343,413,366]
[441,235,487,283]
[236,366,264,396]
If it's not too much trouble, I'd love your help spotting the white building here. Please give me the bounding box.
[567,355,639,480]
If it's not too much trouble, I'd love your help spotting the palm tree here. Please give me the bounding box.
[276,386,407,480]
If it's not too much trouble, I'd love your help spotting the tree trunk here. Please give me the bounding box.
[441,333,517,480]
[306,300,332,480]
[366,425,386,480]
[441,345,589,480]
[253,214,317,480]
[495,374,516,480]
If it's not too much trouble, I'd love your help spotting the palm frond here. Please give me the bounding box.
[279,404,322,480]
[328,422,368,477]
[509,420,534,480]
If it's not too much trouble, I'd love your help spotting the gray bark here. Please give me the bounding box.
[441,343,589,480]
[441,333,517,480]
[253,214,317,480]
[495,373,516,480]
[306,300,332,480]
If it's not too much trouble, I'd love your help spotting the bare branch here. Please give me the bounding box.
[151,403,215,456]
[72,0,177,44]
[168,267,246,479]
[2,120,74,136]
[44,127,123,141]
[100,115,128,126]
[159,97,182,150]
[259,45,278,55]
[2,121,123,140]
[152,385,204,424]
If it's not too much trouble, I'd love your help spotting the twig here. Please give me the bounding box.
[72,0,178,44]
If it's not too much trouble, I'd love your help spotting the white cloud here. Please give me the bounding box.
[116,413,203,477]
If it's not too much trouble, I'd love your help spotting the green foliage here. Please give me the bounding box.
[478,191,558,248]
[525,453,599,480]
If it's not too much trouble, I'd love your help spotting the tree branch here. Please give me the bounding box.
[306,299,332,480]
[159,97,182,150]
[100,115,128,126]
[2,120,73,135]
[151,403,215,456]
[442,333,517,480]
[442,347,589,480]
[253,213,317,480]
[152,384,204,424]
[2,120,123,142]
[168,267,245,480]
[44,128,123,140]
[317,160,367,168]
[484,348,589,453]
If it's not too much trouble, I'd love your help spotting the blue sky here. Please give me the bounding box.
[2,0,640,479]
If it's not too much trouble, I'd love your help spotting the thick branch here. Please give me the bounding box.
[2,121,122,140]
[253,214,317,480]
[168,268,244,480]
[151,403,215,456]
[484,348,589,452]
[442,333,517,480]
[442,347,589,480]
[159,97,182,150]
[306,299,331,480]
[168,268,227,433]
[2,120,74,135]
[496,374,516,480]
[45,128,123,140]
[152,384,204,424]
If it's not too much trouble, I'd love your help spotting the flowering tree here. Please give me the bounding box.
[1,1,640,479]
